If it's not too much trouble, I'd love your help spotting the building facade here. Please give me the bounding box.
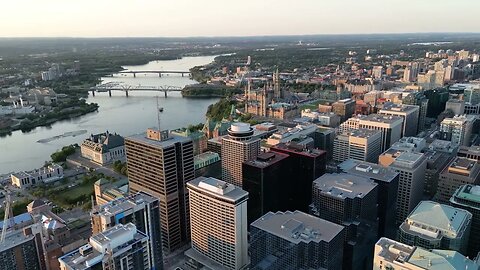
[221,123,261,187]
[373,237,480,270]
[90,192,163,270]
[185,177,248,270]
[333,129,382,163]
[398,201,472,255]
[125,128,194,254]
[450,184,480,258]
[379,150,427,224]
[250,211,345,270]
[310,173,378,270]
[436,157,480,203]
[59,223,151,270]
[80,131,125,165]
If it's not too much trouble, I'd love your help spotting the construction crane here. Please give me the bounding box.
[0,192,13,243]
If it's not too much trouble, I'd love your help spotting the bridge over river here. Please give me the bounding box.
[117,70,191,77]
[90,82,183,97]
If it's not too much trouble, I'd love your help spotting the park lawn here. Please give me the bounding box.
[299,99,332,110]
[53,183,94,209]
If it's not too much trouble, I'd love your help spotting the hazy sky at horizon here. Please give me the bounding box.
[2,0,480,37]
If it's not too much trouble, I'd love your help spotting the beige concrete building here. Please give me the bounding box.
[379,150,427,224]
[80,131,125,165]
[11,163,63,189]
[125,128,194,254]
[185,177,248,270]
[221,123,260,187]
[333,129,382,163]
[440,115,475,146]
[341,114,403,152]
[378,103,420,137]
[436,157,480,203]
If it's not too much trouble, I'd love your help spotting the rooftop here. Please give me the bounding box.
[243,151,289,169]
[445,157,480,177]
[92,192,158,218]
[251,211,344,244]
[342,160,399,183]
[375,237,480,270]
[339,128,381,139]
[451,185,480,208]
[59,223,146,270]
[379,103,419,114]
[187,176,248,203]
[126,130,191,149]
[403,201,472,239]
[361,113,404,124]
[313,173,377,199]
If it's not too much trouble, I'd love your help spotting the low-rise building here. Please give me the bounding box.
[11,163,63,189]
[93,178,128,205]
[80,131,125,165]
[373,237,480,270]
[398,201,472,254]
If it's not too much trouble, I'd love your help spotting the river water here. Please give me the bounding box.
[0,55,219,174]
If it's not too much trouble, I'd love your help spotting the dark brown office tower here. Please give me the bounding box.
[270,143,327,212]
[242,151,290,224]
[125,128,194,255]
[332,98,355,122]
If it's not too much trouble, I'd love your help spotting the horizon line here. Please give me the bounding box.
[1,32,480,39]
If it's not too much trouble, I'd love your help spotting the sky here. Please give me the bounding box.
[1,0,480,37]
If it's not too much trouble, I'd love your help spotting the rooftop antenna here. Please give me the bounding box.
[156,96,164,131]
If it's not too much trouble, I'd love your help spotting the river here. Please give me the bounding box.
[0,55,219,175]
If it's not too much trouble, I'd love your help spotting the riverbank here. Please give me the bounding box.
[182,84,242,98]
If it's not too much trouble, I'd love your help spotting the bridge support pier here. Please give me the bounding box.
[159,73,162,77]
[108,90,112,97]
[91,90,95,97]
[164,91,167,98]
[133,73,136,78]
[125,90,129,97]
[182,73,184,77]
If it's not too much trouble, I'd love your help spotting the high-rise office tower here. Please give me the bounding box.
[464,83,480,105]
[423,150,454,198]
[402,91,429,133]
[250,211,345,270]
[0,216,46,270]
[436,156,480,203]
[440,115,475,146]
[270,143,327,212]
[450,184,480,258]
[332,98,355,122]
[59,223,151,270]
[185,177,248,270]
[333,129,382,163]
[242,151,290,223]
[379,150,427,224]
[378,103,420,137]
[342,160,399,239]
[221,123,260,187]
[310,173,378,270]
[341,114,403,152]
[373,237,480,270]
[125,128,194,254]
[398,201,472,255]
[91,192,163,270]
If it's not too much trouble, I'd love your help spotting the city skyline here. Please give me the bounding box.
[1,0,480,37]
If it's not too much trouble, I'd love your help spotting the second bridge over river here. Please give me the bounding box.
[91,82,183,97]
[116,70,191,77]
